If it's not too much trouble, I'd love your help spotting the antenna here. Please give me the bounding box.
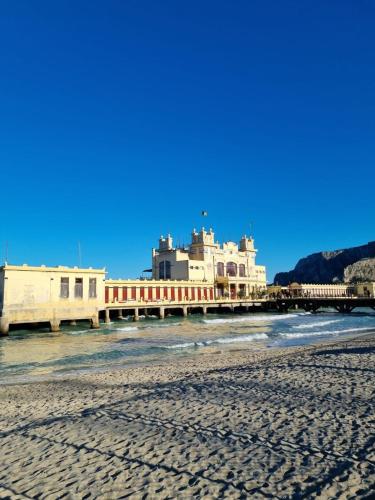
[4,241,8,264]
[78,241,82,268]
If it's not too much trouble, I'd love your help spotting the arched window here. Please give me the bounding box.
[217,262,224,276]
[226,262,237,277]
[239,264,246,277]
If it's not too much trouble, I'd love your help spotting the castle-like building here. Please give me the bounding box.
[0,226,267,334]
[152,227,267,298]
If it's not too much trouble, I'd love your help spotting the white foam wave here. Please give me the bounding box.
[144,322,183,330]
[293,319,342,329]
[203,313,301,325]
[68,330,90,335]
[166,333,268,349]
[280,327,373,339]
[213,333,268,344]
[114,326,139,332]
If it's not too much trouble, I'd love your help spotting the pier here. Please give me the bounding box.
[103,295,375,323]
[103,298,268,323]
[271,296,375,313]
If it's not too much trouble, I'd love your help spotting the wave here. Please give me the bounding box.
[66,329,90,335]
[293,319,342,329]
[280,326,373,339]
[203,313,303,325]
[114,326,139,332]
[165,333,268,349]
[144,322,183,330]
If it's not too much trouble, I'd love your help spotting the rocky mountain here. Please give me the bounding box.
[274,241,375,285]
[343,257,375,283]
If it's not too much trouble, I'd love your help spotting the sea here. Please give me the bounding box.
[0,309,374,384]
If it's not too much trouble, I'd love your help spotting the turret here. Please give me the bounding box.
[191,228,199,244]
[240,235,255,252]
[158,234,173,252]
[194,227,215,245]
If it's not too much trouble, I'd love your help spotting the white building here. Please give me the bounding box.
[152,228,267,299]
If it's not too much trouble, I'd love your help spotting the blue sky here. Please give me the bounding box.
[0,0,374,281]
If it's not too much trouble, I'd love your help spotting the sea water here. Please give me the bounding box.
[0,309,374,383]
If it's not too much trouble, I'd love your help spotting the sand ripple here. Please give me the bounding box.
[0,333,374,498]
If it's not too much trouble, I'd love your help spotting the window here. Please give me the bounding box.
[75,278,83,298]
[217,262,224,276]
[60,277,69,298]
[159,260,171,279]
[165,261,171,279]
[239,264,246,277]
[159,261,165,279]
[89,278,97,298]
[226,262,237,277]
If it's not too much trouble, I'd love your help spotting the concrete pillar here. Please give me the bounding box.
[118,309,123,319]
[133,308,139,322]
[105,309,111,324]
[183,306,188,317]
[69,320,77,326]
[91,314,100,329]
[202,306,207,315]
[50,319,60,332]
[159,306,165,320]
[0,317,9,336]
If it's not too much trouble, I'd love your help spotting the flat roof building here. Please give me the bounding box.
[0,264,106,335]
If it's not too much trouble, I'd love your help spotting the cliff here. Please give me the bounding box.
[343,258,375,283]
[274,241,375,285]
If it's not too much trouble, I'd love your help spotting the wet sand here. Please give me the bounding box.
[0,332,374,499]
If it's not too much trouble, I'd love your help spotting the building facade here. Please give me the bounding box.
[0,264,106,334]
[355,282,375,298]
[105,279,215,304]
[152,227,267,299]
[288,283,355,297]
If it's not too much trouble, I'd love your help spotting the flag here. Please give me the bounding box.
[201,210,208,216]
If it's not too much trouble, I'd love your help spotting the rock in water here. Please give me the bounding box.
[274,241,375,285]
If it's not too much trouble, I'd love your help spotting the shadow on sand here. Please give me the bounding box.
[313,346,375,356]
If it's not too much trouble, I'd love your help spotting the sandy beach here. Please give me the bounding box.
[0,332,374,499]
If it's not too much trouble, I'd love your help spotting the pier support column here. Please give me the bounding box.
[183,306,188,317]
[159,307,165,320]
[105,309,111,324]
[0,317,9,336]
[202,306,207,315]
[50,319,60,332]
[91,314,100,329]
[133,308,139,322]
[70,320,77,326]
[118,309,123,320]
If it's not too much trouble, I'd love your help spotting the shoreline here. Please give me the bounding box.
[1,326,374,388]
[0,330,374,498]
